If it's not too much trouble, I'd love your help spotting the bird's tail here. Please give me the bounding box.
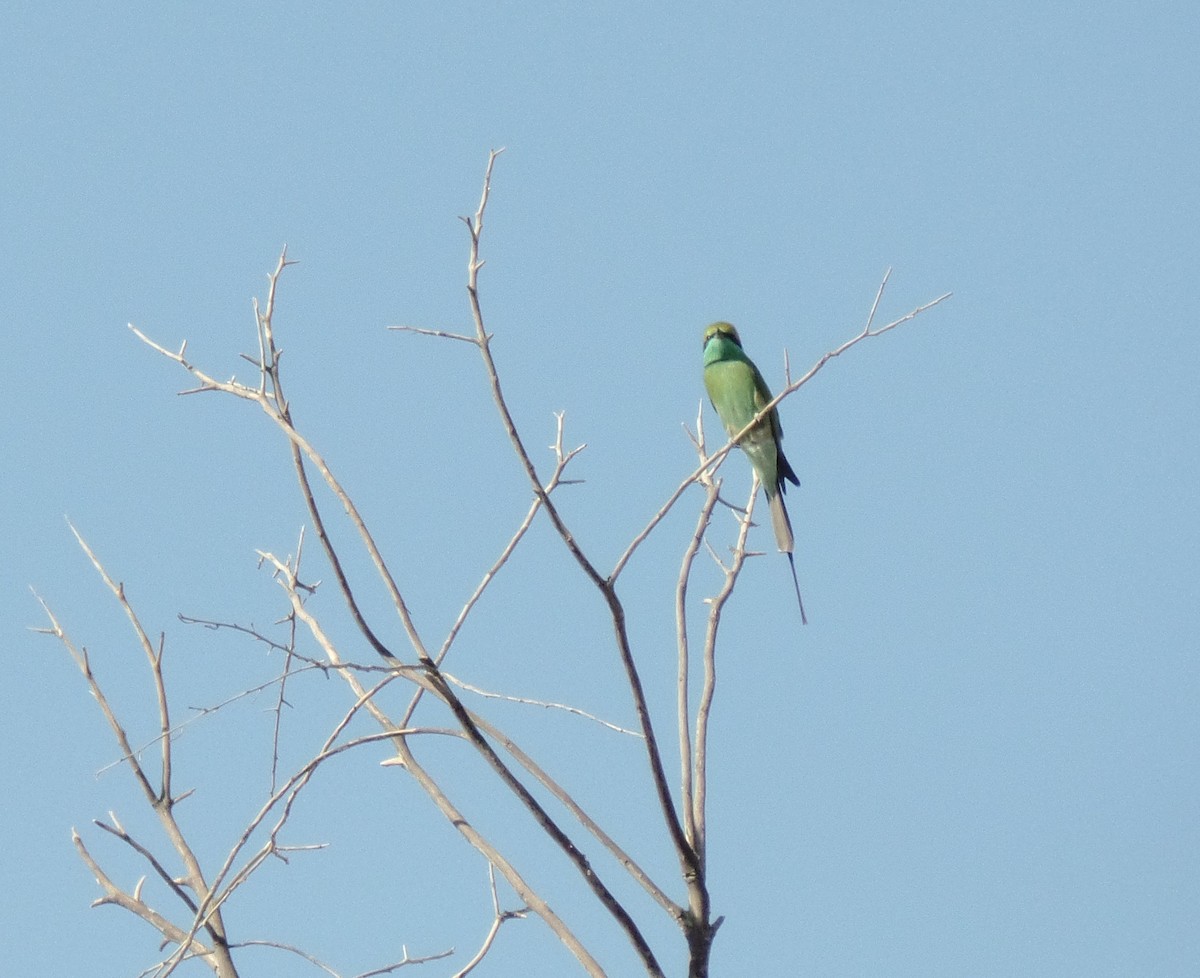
[768,489,794,553]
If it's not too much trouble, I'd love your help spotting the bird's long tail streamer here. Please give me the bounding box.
[787,552,808,625]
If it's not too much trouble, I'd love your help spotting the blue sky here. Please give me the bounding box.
[4,2,1198,976]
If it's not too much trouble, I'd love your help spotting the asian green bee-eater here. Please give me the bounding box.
[702,321,807,623]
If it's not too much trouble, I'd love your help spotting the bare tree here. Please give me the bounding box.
[34,150,950,978]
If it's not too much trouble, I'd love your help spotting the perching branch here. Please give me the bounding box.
[612,271,953,583]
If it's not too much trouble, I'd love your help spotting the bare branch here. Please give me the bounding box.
[693,482,758,865]
[72,831,216,963]
[354,945,458,977]
[355,945,457,977]
[461,150,607,591]
[93,816,199,914]
[456,154,703,922]
[130,263,431,664]
[259,549,611,978]
[444,673,640,737]
[231,941,341,978]
[675,427,722,853]
[399,409,588,734]
[228,939,455,977]
[388,324,478,344]
[44,536,241,977]
[450,866,528,978]
[465,710,681,920]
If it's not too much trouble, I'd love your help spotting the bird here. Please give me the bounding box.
[702,321,807,623]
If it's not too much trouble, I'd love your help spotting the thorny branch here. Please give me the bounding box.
[131,235,654,969]
[258,547,611,977]
[33,542,241,978]
[453,150,704,934]
[42,149,950,978]
[227,941,454,978]
[38,537,468,978]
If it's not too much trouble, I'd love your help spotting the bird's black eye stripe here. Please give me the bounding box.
[704,325,743,349]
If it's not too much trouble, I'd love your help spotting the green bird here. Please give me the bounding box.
[702,321,807,623]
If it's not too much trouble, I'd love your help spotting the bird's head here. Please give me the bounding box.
[703,321,742,349]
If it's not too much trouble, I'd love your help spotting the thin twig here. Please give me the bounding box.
[445,673,640,737]
[229,939,456,977]
[437,412,584,664]
[450,865,527,978]
[399,410,586,732]
[388,325,478,344]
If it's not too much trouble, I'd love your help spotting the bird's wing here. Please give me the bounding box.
[750,362,786,442]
